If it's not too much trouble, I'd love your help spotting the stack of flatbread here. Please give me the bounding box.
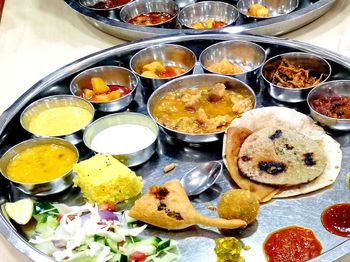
[223,106,342,202]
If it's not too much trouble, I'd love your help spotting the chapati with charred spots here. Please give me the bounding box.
[238,127,327,186]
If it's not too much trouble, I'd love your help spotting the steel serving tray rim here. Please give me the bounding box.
[1,33,350,261]
[63,0,336,40]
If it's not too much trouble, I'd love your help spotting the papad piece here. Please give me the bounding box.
[224,107,342,198]
[223,127,280,202]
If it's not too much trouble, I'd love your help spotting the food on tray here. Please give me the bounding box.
[4,198,34,225]
[129,179,247,230]
[310,95,350,119]
[217,189,259,224]
[89,0,131,9]
[73,154,143,204]
[223,106,342,201]
[152,83,254,134]
[347,173,350,189]
[214,237,244,262]
[321,203,350,237]
[141,61,186,78]
[24,202,179,261]
[128,12,174,26]
[263,225,322,262]
[77,76,132,102]
[90,124,157,155]
[238,126,326,186]
[191,18,226,29]
[27,105,93,136]
[268,58,325,88]
[163,163,176,173]
[6,143,77,183]
[246,3,269,17]
[207,59,244,74]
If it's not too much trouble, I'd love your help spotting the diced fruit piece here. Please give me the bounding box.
[109,90,122,101]
[93,94,110,102]
[142,61,165,74]
[129,251,147,262]
[141,71,159,78]
[91,77,110,94]
[84,89,95,100]
[5,198,34,225]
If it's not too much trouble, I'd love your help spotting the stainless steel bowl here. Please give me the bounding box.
[79,0,133,11]
[260,52,331,103]
[70,66,138,112]
[130,44,196,90]
[147,74,256,143]
[199,40,266,83]
[0,137,79,196]
[174,0,196,9]
[120,0,179,28]
[178,1,239,29]
[307,80,350,131]
[83,112,159,167]
[20,95,95,145]
[237,0,299,19]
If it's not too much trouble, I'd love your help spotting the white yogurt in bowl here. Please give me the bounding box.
[83,112,159,167]
[90,124,157,155]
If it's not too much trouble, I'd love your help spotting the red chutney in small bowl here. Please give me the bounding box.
[90,0,131,9]
[263,225,322,262]
[321,203,350,237]
[128,12,174,26]
[310,95,350,119]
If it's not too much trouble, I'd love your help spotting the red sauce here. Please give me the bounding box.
[157,66,184,78]
[263,225,322,262]
[321,203,350,237]
[90,0,131,9]
[108,84,131,95]
[310,96,350,119]
[128,12,174,26]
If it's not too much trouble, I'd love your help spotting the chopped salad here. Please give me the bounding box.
[18,201,179,262]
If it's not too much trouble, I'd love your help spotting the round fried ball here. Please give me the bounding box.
[217,189,259,224]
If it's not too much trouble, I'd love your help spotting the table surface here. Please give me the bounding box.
[1,0,350,261]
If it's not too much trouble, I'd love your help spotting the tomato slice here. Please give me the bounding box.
[129,251,147,262]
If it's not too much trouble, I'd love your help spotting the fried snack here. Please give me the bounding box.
[217,189,259,224]
[207,59,244,75]
[223,127,280,202]
[129,179,247,230]
[270,58,324,88]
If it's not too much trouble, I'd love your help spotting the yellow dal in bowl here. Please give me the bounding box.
[6,144,77,183]
[28,106,92,136]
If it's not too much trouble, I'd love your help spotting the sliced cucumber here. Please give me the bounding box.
[106,237,119,253]
[156,240,171,253]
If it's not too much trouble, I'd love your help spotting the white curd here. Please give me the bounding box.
[90,124,156,154]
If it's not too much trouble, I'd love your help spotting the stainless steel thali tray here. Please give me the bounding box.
[63,0,336,40]
[0,34,350,261]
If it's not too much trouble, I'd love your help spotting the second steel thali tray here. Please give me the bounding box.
[0,34,350,261]
[64,0,336,40]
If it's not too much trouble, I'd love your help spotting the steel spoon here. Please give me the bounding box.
[180,161,223,196]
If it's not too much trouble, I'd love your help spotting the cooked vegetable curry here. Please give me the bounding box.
[6,144,77,183]
[152,83,253,134]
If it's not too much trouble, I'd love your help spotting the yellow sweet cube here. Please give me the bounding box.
[73,154,143,204]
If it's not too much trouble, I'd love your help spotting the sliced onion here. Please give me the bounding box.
[80,210,118,223]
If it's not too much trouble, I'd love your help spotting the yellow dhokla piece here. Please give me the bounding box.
[73,154,143,204]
